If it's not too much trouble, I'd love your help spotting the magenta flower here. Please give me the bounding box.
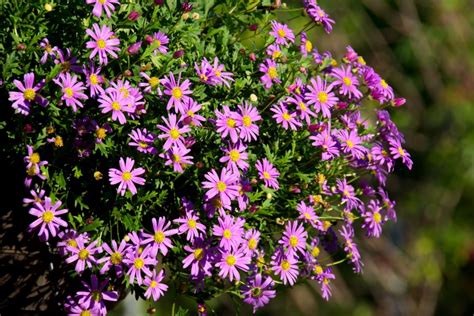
[362,200,383,238]
[162,72,193,114]
[241,273,276,313]
[335,129,367,159]
[219,142,249,173]
[259,59,281,89]
[54,72,88,112]
[210,57,234,87]
[152,31,169,55]
[65,239,100,274]
[266,43,282,60]
[129,128,156,154]
[141,217,178,256]
[86,0,120,18]
[157,114,191,150]
[279,221,308,257]
[108,157,146,196]
[296,201,322,230]
[76,275,118,315]
[202,168,240,207]
[236,102,261,142]
[163,144,194,173]
[216,247,251,282]
[215,106,240,143]
[305,76,338,118]
[300,32,313,57]
[23,188,46,206]
[388,137,413,170]
[28,197,68,241]
[255,158,280,190]
[244,229,260,255]
[24,145,48,175]
[310,129,340,161]
[9,73,47,115]
[269,20,295,46]
[337,178,362,211]
[271,248,299,286]
[181,98,206,126]
[312,265,336,300]
[212,215,245,251]
[339,225,363,273]
[271,103,302,131]
[144,269,168,301]
[173,211,206,242]
[195,58,215,85]
[98,90,134,124]
[304,0,335,33]
[86,23,121,65]
[332,66,363,99]
[123,245,157,285]
[286,94,316,125]
[139,72,162,95]
[182,238,213,276]
[98,239,129,276]
[39,38,58,64]
[83,64,105,98]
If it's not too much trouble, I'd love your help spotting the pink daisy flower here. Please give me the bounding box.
[255,158,280,190]
[163,144,194,173]
[236,102,261,142]
[269,20,295,46]
[139,72,162,95]
[181,98,206,126]
[108,157,146,196]
[331,66,363,99]
[212,215,245,251]
[157,114,191,150]
[123,245,157,285]
[285,94,316,125]
[98,90,133,124]
[215,105,240,143]
[362,200,384,238]
[173,210,206,242]
[216,247,251,282]
[86,0,120,18]
[98,239,129,276]
[144,269,168,301]
[271,248,299,286]
[202,168,240,208]
[28,197,68,241]
[210,57,234,87]
[271,103,302,131]
[83,64,105,98]
[141,217,178,257]
[219,142,249,173]
[86,23,121,65]
[162,72,193,114]
[8,73,48,116]
[54,72,88,112]
[305,76,338,118]
[65,239,100,274]
[259,58,281,89]
[279,221,308,257]
[152,31,169,55]
[128,128,156,154]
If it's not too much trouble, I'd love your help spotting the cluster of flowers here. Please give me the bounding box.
[10,0,411,314]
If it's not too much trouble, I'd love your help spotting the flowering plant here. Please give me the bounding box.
[3,0,411,314]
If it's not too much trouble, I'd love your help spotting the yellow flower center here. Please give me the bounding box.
[242,115,252,127]
[263,171,271,180]
[187,110,195,117]
[225,254,236,266]
[380,79,388,89]
[67,239,78,248]
[229,150,240,162]
[80,310,92,316]
[194,248,204,260]
[172,87,183,99]
[398,147,406,156]
[139,141,148,149]
[150,280,157,288]
[305,40,313,52]
[299,102,307,111]
[217,181,227,192]
[90,74,98,85]
[23,88,36,101]
[27,166,37,176]
[223,229,232,239]
[42,211,54,223]
[110,252,122,265]
[322,221,332,231]
[346,140,354,149]
[311,246,320,258]
[248,238,257,250]
[272,50,281,59]
[289,236,299,247]
[277,29,286,38]
[281,260,290,271]
[96,128,107,139]
[343,77,352,86]
[200,73,208,82]
[172,154,181,163]
[54,136,64,147]
[149,77,160,87]
[314,265,323,275]
[119,87,129,98]
[134,258,144,269]
[111,101,121,111]
[268,66,277,79]
[373,212,382,223]
[170,128,180,139]
[188,219,196,229]
[282,112,291,121]
[304,212,312,220]
[122,171,132,181]
[317,91,328,103]
[226,118,236,128]
[154,231,165,243]
[215,70,221,77]
[64,87,74,98]
[30,152,40,164]
[154,39,161,47]
[78,249,90,260]
[97,39,106,49]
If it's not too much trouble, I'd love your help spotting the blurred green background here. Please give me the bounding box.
[110,0,474,315]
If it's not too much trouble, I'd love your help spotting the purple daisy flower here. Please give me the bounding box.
[144,269,168,301]
[305,76,338,118]
[241,273,276,313]
[311,264,336,300]
[304,0,335,33]
[76,275,118,315]
[271,248,299,286]
[215,105,240,143]
[300,32,313,57]
[296,201,322,230]
[269,20,295,46]
[173,210,206,242]
[141,217,178,256]
[157,114,191,150]
[339,225,363,273]
[259,59,281,89]
[271,103,302,130]
[202,168,240,208]
[181,98,206,126]
[86,23,121,65]
[388,137,413,170]
[9,73,47,115]
[108,157,146,196]
[182,238,213,277]
[55,48,82,73]
[23,188,46,206]
[162,72,193,114]
[57,229,90,256]
[54,72,88,112]
[216,247,251,282]
[219,142,249,173]
[255,158,280,190]
[123,245,157,285]
[24,145,48,175]
[86,0,120,18]
[266,43,282,60]
[39,38,58,64]
[279,221,308,257]
[195,58,215,85]
[362,200,383,238]
[28,196,68,241]
[152,31,169,55]
[210,57,234,87]
[236,102,261,142]
[244,229,260,255]
[286,94,316,125]
[128,128,156,154]
[83,64,105,98]
[98,239,129,276]
[163,144,194,173]
[139,72,162,95]
[212,215,245,251]
[335,129,367,159]
[332,66,363,99]
[336,178,362,211]
[98,90,134,124]
[310,128,340,161]
[66,239,100,274]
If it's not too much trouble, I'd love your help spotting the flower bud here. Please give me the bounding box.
[123,69,133,77]
[173,49,185,59]
[392,97,406,107]
[248,24,258,31]
[127,41,142,55]
[16,43,26,51]
[249,53,256,61]
[182,13,190,20]
[192,12,200,20]
[154,0,164,5]
[94,171,103,180]
[128,11,140,21]
[145,35,154,45]
[250,94,258,102]
[181,2,193,12]
[44,3,53,11]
